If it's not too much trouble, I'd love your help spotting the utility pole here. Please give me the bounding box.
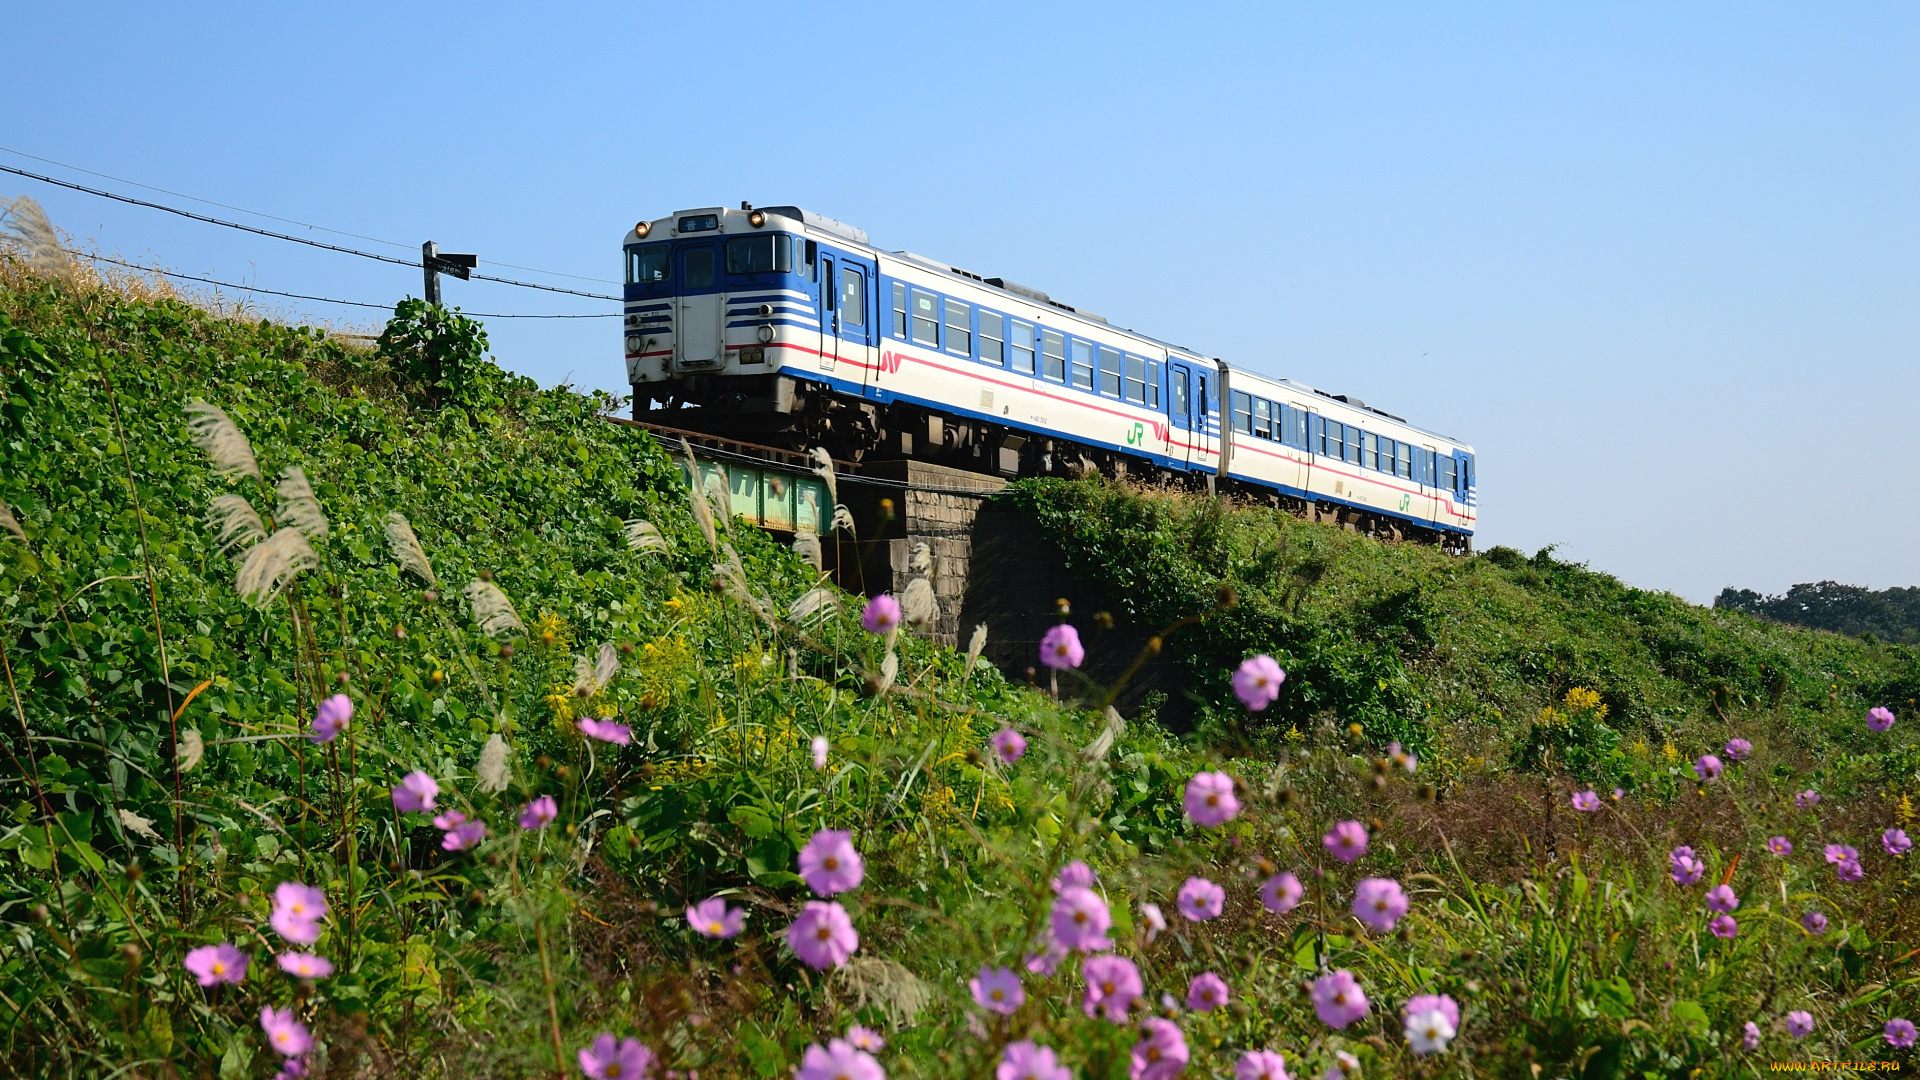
[421,241,477,307]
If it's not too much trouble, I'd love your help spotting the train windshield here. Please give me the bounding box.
[627,243,670,285]
[725,235,793,275]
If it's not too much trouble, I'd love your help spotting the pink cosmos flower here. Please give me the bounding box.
[1183,771,1240,827]
[1039,624,1084,670]
[1693,754,1722,782]
[1051,886,1112,951]
[1328,1051,1361,1078]
[1052,861,1096,893]
[1176,877,1225,921]
[1742,1021,1761,1050]
[1826,843,1858,864]
[1837,858,1865,882]
[1705,884,1740,914]
[1869,706,1896,733]
[1261,872,1304,914]
[861,594,901,635]
[1025,935,1069,975]
[1081,954,1143,1021]
[1709,914,1738,939]
[579,1033,657,1079]
[999,1041,1071,1080]
[577,717,632,745]
[798,1040,883,1080]
[798,829,865,896]
[1311,969,1370,1029]
[1802,910,1828,935]
[1324,821,1368,863]
[1570,790,1601,812]
[1670,849,1706,887]
[1723,737,1752,761]
[276,952,333,979]
[184,942,249,986]
[1767,836,1792,856]
[1404,994,1461,1033]
[519,795,558,831]
[1236,1050,1291,1080]
[1884,828,1913,856]
[787,901,858,969]
[308,693,352,744]
[1405,1005,1457,1055]
[1388,741,1418,774]
[1786,1010,1814,1039]
[270,882,328,945]
[811,736,829,770]
[260,1006,312,1058]
[1231,655,1286,711]
[1129,1018,1188,1080]
[273,1059,308,1080]
[1187,971,1229,1011]
[391,770,439,813]
[433,810,486,851]
[991,728,1027,764]
[1351,878,1409,933]
[1886,1018,1917,1049]
[1140,903,1166,943]
[847,1026,885,1053]
[686,897,744,939]
[970,966,1025,1014]
[1795,789,1821,808]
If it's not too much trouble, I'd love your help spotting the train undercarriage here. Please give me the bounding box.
[634,373,1469,553]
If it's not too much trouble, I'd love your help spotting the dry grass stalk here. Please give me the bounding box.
[234,527,317,607]
[0,196,77,284]
[792,530,822,570]
[184,401,263,482]
[790,588,838,624]
[275,466,329,541]
[623,518,670,555]
[900,577,937,627]
[384,512,438,586]
[208,494,266,556]
[476,733,512,794]
[464,580,525,638]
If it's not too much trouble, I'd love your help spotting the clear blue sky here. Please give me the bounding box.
[8,3,1916,603]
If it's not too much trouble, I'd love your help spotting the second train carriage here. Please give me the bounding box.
[622,203,1476,548]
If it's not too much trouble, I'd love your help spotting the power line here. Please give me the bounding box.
[0,145,620,285]
[74,252,618,318]
[0,162,621,302]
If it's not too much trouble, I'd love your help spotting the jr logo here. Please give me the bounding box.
[1399,494,1412,512]
[1125,422,1146,447]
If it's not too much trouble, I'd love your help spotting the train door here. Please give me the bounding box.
[829,254,877,393]
[1169,362,1197,467]
[817,255,837,372]
[1421,444,1442,524]
[674,241,722,370]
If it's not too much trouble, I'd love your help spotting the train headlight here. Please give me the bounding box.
[756,325,775,343]
[634,221,650,239]
[748,210,766,227]
[625,335,645,354]
[758,303,773,316]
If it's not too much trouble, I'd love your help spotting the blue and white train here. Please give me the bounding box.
[623,204,1476,549]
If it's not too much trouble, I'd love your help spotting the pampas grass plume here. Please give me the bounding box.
[184,401,262,482]
[234,527,317,607]
[463,580,525,638]
[384,512,438,586]
[623,518,669,556]
[275,467,329,541]
[0,499,24,542]
[0,196,76,283]
[208,494,266,556]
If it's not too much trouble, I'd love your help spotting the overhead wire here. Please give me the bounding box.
[0,162,622,301]
[74,251,618,318]
[0,145,620,285]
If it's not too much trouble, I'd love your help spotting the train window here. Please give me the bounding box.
[1231,391,1251,433]
[1196,374,1209,416]
[911,289,939,345]
[803,240,817,281]
[1440,455,1457,492]
[683,247,715,289]
[944,300,971,355]
[1362,433,1378,470]
[979,311,1005,365]
[1292,408,1309,448]
[1398,443,1412,479]
[1146,361,1161,407]
[1174,373,1191,421]
[841,268,865,328]
[1348,433,1362,466]
[725,235,790,275]
[892,282,908,338]
[1098,347,1121,397]
[1328,422,1345,461]
[627,244,671,285]
[1124,354,1147,403]
[1070,339,1094,390]
[1249,398,1268,439]
[1011,320,1036,373]
[1041,329,1065,381]
[1377,437,1393,472]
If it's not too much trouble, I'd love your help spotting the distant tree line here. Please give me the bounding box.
[1715,581,1920,644]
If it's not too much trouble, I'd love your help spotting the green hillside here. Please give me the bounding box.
[2,261,1916,1078]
